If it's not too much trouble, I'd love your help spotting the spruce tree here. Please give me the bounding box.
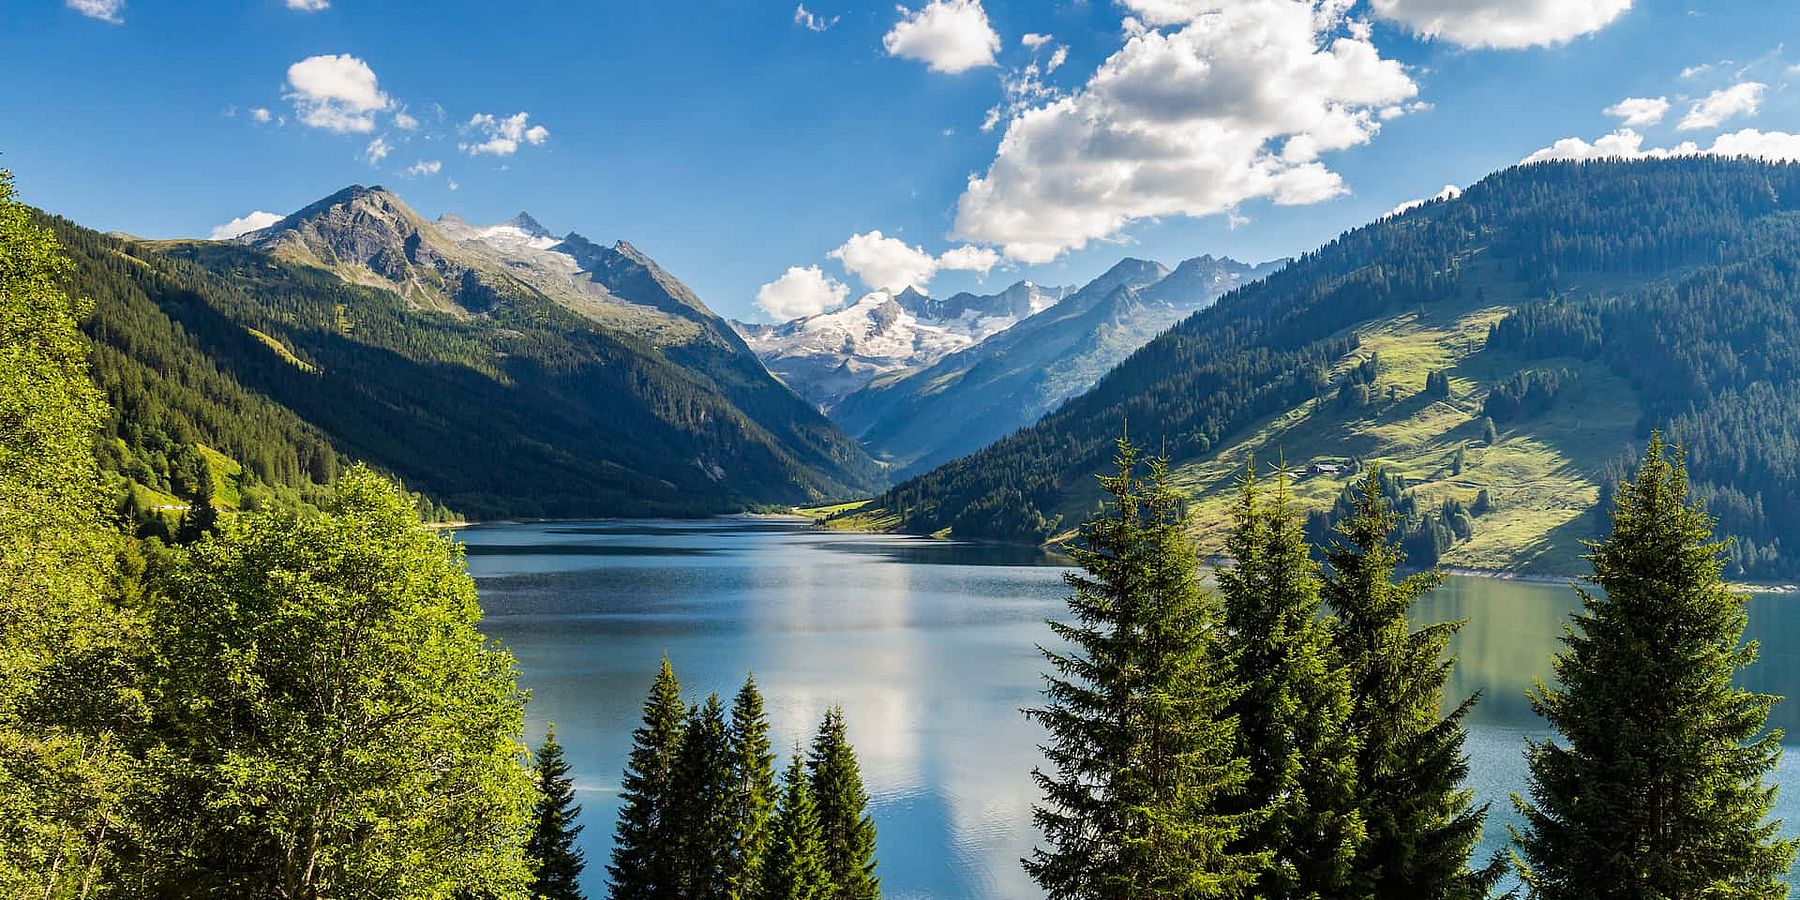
[1217,466,1361,899]
[728,675,777,900]
[808,707,879,900]
[674,694,739,900]
[1024,437,1259,899]
[1322,471,1498,900]
[1513,434,1797,898]
[609,658,687,900]
[762,751,828,900]
[528,725,586,900]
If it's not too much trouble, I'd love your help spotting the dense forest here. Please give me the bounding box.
[1024,436,1793,899]
[876,158,1800,577]
[42,208,881,524]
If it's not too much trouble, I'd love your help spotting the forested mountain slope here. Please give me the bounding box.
[49,189,882,520]
[867,158,1800,578]
[833,254,1280,476]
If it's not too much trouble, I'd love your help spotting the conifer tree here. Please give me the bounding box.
[1024,437,1259,900]
[609,658,687,900]
[528,725,586,900]
[808,707,879,900]
[728,675,777,900]
[1322,470,1498,900]
[1217,466,1361,899]
[674,694,739,900]
[1513,434,1797,898]
[762,751,828,900]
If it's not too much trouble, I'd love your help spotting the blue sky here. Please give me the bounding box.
[5,0,1800,322]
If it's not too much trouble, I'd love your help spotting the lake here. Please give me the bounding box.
[464,518,1800,899]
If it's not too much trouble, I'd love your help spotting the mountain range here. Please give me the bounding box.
[830,253,1282,475]
[738,253,1278,476]
[862,157,1800,580]
[733,280,1070,409]
[56,183,881,520]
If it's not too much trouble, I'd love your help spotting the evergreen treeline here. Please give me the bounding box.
[609,661,880,900]
[882,158,1800,554]
[1485,242,1800,576]
[1027,434,1791,898]
[1303,468,1479,568]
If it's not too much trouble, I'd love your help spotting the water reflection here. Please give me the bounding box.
[465,520,1800,899]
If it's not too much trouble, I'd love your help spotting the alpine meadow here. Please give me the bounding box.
[10,1,1800,898]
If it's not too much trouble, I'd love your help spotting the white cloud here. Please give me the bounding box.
[829,231,940,292]
[284,54,392,133]
[250,107,273,123]
[1021,32,1052,50]
[1047,45,1068,72]
[66,0,123,23]
[821,231,1006,292]
[1681,63,1713,79]
[286,0,329,10]
[209,210,283,241]
[883,0,1001,74]
[1366,0,1631,49]
[363,136,392,165]
[755,266,852,320]
[460,112,550,156]
[1678,82,1765,131]
[1520,126,1800,164]
[393,109,419,130]
[937,244,1002,276]
[405,159,442,176]
[794,4,838,31]
[1603,96,1669,127]
[954,0,1418,263]
[1386,183,1461,217]
[1706,128,1800,161]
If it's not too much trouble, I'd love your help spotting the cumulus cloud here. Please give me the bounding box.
[405,159,442,176]
[954,0,1418,263]
[937,244,1002,276]
[1521,127,1800,164]
[755,265,852,320]
[828,231,940,292]
[286,0,329,10]
[1366,0,1631,49]
[394,109,419,130]
[1603,96,1669,127]
[1021,32,1052,50]
[209,211,283,241]
[460,112,550,156]
[1678,82,1765,131]
[284,54,392,133]
[883,0,1001,74]
[821,231,1005,292]
[1386,183,1462,217]
[66,0,123,23]
[250,107,273,123]
[363,136,392,165]
[794,4,838,31]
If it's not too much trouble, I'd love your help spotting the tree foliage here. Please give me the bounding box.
[1512,434,1797,898]
[528,726,587,900]
[1217,466,1361,899]
[137,466,537,898]
[1322,472,1498,900]
[1025,438,1259,899]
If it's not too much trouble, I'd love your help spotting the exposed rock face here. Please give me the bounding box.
[831,254,1284,474]
[732,280,1072,408]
